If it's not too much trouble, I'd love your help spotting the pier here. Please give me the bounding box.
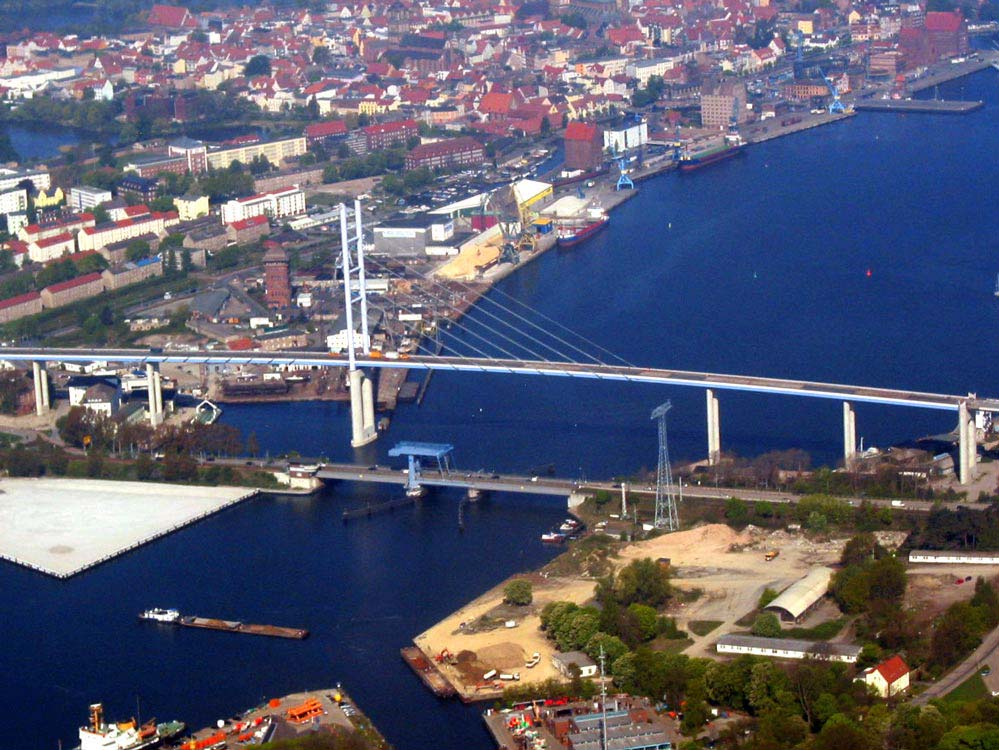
[853,99,984,114]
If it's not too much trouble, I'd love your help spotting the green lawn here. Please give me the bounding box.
[942,673,989,704]
[781,618,847,641]
[688,620,724,637]
[651,636,694,654]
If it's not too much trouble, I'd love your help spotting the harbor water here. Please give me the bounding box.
[1,68,998,750]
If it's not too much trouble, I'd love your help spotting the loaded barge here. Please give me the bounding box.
[401,646,457,698]
[139,608,308,639]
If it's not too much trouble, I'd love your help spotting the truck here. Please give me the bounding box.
[764,550,780,561]
[891,500,905,508]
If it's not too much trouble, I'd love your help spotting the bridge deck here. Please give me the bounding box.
[3,348,993,411]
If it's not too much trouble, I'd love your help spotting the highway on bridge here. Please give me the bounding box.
[3,348,997,412]
[314,463,983,513]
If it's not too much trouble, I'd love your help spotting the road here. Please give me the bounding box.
[4,348,995,412]
[312,462,983,512]
[914,625,999,704]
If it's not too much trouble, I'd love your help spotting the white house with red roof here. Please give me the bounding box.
[859,655,910,698]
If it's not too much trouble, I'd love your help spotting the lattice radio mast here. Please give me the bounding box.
[651,400,679,531]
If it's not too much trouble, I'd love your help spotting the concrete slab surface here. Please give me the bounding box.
[0,478,255,578]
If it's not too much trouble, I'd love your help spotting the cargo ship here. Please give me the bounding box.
[679,138,745,172]
[401,646,457,698]
[139,609,308,639]
[556,210,609,248]
[78,703,161,750]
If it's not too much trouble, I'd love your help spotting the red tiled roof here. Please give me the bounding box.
[33,232,74,249]
[43,272,102,294]
[305,120,348,138]
[925,10,962,32]
[565,121,599,141]
[0,291,40,310]
[229,215,269,230]
[148,3,195,28]
[875,655,909,685]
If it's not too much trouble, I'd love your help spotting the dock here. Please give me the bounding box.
[853,99,983,114]
[400,646,458,698]
[180,686,389,750]
[148,613,309,639]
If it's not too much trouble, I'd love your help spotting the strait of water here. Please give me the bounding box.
[1,68,998,750]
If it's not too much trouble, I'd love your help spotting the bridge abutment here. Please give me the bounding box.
[32,361,49,415]
[706,389,720,465]
[146,363,163,427]
[959,401,977,485]
[349,369,377,447]
[843,402,856,468]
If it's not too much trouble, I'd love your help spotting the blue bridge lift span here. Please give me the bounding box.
[387,441,456,493]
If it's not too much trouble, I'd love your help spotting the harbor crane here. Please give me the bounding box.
[819,68,846,114]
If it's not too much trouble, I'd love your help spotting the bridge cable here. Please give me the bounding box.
[359,268,542,362]
[418,270,634,367]
[364,256,587,364]
[363,257,577,363]
[363,256,568,362]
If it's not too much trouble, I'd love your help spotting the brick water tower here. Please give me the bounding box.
[263,242,291,308]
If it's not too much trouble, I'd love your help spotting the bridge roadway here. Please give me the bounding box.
[3,348,997,412]
[316,463,985,513]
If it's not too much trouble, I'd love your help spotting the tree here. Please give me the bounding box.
[554,608,601,652]
[840,533,883,567]
[313,45,331,66]
[614,557,672,608]
[91,205,111,225]
[126,239,151,262]
[503,579,533,605]
[725,496,749,525]
[584,632,628,664]
[627,603,660,641]
[758,587,779,609]
[244,55,272,78]
[752,612,782,637]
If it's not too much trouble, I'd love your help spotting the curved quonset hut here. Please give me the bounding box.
[764,567,834,622]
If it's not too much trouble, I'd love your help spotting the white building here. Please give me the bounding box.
[625,57,682,86]
[908,550,999,564]
[327,329,371,353]
[69,185,113,212]
[603,120,648,153]
[0,167,50,194]
[220,187,306,226]
[551,651,598,678]
[0,187,27,220]
[716,635,861,663]
[858,655,910,698]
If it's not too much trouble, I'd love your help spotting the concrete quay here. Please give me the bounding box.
[907,53,999,92]
[0,478,256,579]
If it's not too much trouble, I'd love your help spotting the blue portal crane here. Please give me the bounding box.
[819,68,846,114]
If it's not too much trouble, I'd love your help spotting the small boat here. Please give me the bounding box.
[540,532,566,543]
[406,486,426,499]
[994,273,999,297]
[156,720,186,742]
[139,608,180,623]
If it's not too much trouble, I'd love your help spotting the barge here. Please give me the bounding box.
[401,646,457,698]
[680,138,745,172]
[140,609,308,639]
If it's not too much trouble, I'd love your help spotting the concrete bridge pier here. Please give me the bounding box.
[32,361,49,415]
[706,389,720,465]
[349,369,377,447]
[146,363,163,427]
[959,401,976,485]
[843,402,856,467]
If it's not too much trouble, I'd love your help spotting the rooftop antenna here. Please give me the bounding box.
[651,400,680,531]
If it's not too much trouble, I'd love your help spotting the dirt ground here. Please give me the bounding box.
[905,566,999,623]
[415,524,855,693]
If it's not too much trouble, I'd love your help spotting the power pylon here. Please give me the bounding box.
[651,400,679,531]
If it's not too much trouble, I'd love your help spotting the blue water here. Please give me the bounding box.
[225,68,999,478]
[2,123,82,161]
[1,67,998,750]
